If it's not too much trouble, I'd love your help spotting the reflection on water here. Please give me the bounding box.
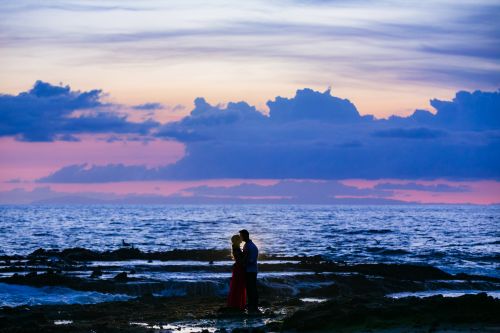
[386,290,500,299]
[300,297,328,303]
[0,205,498,276]
[131,322,215,333]
[130,316,274,333]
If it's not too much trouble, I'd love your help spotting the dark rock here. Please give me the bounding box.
[0,270,161,296]
[217,306,245,317]
[281,298,303,306]
[282,293,500,331]
[19,246,320,264]
[454,272,500,283]
[61,247,99,261]
[114,272,128,282]
[265,321,282,331]
[259,300,271,306]
[350,263,453,280]
[29,248,49,257]
[303,282,340,297]
[90,268,103,278]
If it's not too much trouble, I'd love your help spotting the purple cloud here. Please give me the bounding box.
[373,182,470,193]
[0,181,408,205]
[38,87,500,182]
[372,128,446,139]
[0,81,159,141]
[132,102,164,110]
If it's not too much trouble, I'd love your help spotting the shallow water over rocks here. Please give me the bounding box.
[0,282,132,307]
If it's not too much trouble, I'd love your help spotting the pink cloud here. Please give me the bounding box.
[0,136,185,182]
[342,179,500,204]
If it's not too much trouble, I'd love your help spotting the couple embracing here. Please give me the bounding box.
[227,229,259,313]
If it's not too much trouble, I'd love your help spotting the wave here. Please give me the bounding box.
[154,280,228,298]
[366,247,411,255]
[345,229,393,235]
[0,283,132,307]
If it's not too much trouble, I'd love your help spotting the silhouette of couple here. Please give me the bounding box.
[227,229,259,312]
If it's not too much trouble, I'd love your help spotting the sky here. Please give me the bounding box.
[0,0,499,204]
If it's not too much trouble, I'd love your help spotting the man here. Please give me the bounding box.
[239,229,259,312]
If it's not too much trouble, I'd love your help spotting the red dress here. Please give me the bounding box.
[227,247,246,310]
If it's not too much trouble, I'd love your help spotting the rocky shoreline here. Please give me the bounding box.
[0,247,499,332]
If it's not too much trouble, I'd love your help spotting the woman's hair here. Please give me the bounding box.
[231,234,241,260]
[231,234,241,246]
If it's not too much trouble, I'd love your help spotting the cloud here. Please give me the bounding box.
[183,179,393,200]
[37,163,158,183]
[0,80,159,141]
[267,88,362,123]
[1,2,148,13]
[39,87,500,182]
[373,182,470,193]
[132,102,164,110]
[389,90,500,130]
[0,181,408,205]
[0,186,172,205]
[2,1,498,90]
[372,128,446,139]
[155,88,500,180]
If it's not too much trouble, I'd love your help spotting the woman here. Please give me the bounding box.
[227,234,246,310]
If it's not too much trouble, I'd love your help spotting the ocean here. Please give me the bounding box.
[0,204,498,277]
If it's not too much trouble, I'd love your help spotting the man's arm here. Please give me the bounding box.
[248,244,258,266]
[242,244,248,266]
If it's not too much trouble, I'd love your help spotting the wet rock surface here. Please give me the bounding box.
[16,247,291,262]
[282,293,500,332]
[0,247,499,332]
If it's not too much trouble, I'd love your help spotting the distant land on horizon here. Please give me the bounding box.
[2,179,499,205]
[4,187,499,206]
[1,186,413,205]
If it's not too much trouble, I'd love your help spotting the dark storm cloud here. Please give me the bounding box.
[39,87,500,182]
[0,80,159,141]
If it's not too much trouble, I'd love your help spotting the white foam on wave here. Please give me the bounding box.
[300,297,328,303]
[0,283,133,307]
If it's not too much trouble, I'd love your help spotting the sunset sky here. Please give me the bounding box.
[1,0,499,204]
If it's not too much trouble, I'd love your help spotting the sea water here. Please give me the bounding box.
[0,204,498,277]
